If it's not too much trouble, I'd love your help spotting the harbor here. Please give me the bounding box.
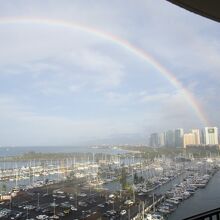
[0,0,219,219]
[167,169,220,219]
[0,149,219,219]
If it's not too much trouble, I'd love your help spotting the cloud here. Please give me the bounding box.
[126,1,220,81]
[0,95,142,145]
[68,83,85,93]
[135,89,205,133]
[105,92,134,105]
[0,52,126,106]
[67,49,125,89]
[139,92,170,103]
[0,0,219,145]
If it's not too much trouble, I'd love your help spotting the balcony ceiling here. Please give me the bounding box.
[166,0,220,22]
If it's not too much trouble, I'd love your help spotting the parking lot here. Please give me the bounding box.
[0,179,158,220]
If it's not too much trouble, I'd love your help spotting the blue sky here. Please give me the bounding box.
[0,0,220,146]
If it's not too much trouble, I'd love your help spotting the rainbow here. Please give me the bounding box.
[0,17,209,126]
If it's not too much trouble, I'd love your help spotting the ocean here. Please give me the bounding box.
[0,146,127,157]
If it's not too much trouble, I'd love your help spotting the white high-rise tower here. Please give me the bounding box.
[204,127,218,145]
[192,129,200,145]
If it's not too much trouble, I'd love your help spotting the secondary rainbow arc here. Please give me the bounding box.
[0,17,210,126]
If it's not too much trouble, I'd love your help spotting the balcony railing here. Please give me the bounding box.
[183,207,220,220]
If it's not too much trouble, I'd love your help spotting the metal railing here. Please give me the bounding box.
[183,207,220,220]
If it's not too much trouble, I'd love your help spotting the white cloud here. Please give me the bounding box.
[68,83,85,93]
[67,49,125,89]
[0,0,219,145]
[139,92,170,103]
[0,95,141,145]
[105,92,134,105]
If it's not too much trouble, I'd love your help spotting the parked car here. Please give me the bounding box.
[120,210,127,216]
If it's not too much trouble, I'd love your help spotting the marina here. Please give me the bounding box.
[167,169,220,220]
[0,0,219,219]
[0,148,219,219]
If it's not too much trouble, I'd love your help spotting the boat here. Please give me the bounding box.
[146,213,164,220]
[158,206,172,214]
[166,198,180,205]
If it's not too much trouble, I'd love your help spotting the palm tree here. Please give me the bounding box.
[120,165,127,190]
[2,183,7,193]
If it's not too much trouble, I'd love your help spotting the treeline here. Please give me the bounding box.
[120,145,220,159]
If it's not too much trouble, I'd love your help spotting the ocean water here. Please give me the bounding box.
[0,146,127,157]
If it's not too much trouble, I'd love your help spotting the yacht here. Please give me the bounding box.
[146,213,164,220]
[166,198,180,205]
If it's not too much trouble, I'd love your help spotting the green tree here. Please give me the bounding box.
[2,184,7,193]
[67,171,75,180]
[134,172,138,184]
[139,176,145,183]
[120,165,127,190]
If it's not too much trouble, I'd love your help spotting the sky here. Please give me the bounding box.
[0,0,220,146]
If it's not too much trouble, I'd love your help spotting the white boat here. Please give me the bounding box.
[146,213,164,220]
[166,198,179,205]
[158,207,171,214]
[183,191,191,199]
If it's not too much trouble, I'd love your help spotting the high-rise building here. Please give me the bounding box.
[165,130,175,148]
[200,129,205,144]
[159,132,165,147]
[204,127,218,145]
[192,129,200,145]
[149,127,219,148]
[149,133,159,147]
[174,128,184,148]
[183,133,196,148]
